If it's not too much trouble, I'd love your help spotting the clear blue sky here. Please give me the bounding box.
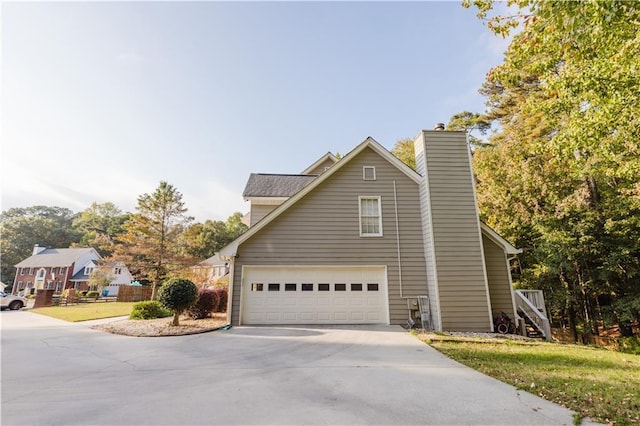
[1,1,508,222]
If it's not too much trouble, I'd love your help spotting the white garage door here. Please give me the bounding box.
[241,266,388,325]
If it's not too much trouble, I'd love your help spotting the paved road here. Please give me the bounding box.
[2,310,586,425]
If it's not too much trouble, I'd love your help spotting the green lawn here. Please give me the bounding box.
[419,335,640,425]
[30,302,135,322]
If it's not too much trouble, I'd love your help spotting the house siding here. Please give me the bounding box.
[230,147,427,325]
[417,130,492,332]
[305,158,336,176]
[250,204,279,226]
[483,234,515,321]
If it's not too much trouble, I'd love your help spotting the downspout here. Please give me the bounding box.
[393,180,403,298]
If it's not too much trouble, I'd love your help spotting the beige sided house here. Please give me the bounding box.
[220,129,522,332]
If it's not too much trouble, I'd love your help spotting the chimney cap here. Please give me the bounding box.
[434,123,445,131]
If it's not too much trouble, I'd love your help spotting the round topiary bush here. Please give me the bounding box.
[130,300,172,320]
[158,278,198,326]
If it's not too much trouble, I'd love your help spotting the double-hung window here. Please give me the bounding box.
[359,196,382,237]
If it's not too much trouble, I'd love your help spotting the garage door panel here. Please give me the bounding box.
[242,266,388,325]
[367,297,381,306]
[334,312,347,321]
[367,312,381,321]
[283,312,297,321]
[317,312,331,321]
[247,312,264,322]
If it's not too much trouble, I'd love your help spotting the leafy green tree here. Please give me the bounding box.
[182,212,248,260]
[157,278,198,326]
[114,182,193,299]
[73,202,129,257]
[391,138,416,170]
[182,220,227,260]
[0,206,81,284]
[447,111,491,148]
[224,212,248,240]
[466,0,640,339]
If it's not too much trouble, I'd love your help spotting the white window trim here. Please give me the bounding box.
[358,196,383,237]
[363,166,376,181]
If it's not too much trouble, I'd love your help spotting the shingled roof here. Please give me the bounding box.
[243,174,317,198]
[15,248,99,268]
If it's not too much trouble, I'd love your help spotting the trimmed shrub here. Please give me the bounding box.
[86,291,100,298]
[188,288,217,319]
[130,301,172,320]
[213,287,228,312]
[158,278,198,326]
[78,291,88,297]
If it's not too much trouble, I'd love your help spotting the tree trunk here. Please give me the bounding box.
[575,263,597,335]
[151,282,159,300]
[172,311,180,326]
[559,270,579,342]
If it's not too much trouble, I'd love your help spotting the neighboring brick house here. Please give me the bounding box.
[12,245,101,295]
[11,245,132,296]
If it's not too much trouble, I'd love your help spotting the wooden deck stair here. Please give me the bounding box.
[515,290,551,340]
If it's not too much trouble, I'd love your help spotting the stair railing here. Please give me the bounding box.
[515,290,551,340]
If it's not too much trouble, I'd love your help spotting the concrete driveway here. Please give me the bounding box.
[2,311,584,425]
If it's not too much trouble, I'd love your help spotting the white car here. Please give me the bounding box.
[0,291,27,310]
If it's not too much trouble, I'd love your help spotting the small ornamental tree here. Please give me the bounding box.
[88,268,114,292]
[157,278,198,326]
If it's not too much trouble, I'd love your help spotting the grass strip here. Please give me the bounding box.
[30,302,136,322]
[418,335,639,425]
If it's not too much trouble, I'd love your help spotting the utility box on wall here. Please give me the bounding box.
[406,298,421,322]
[407,298,418,310]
